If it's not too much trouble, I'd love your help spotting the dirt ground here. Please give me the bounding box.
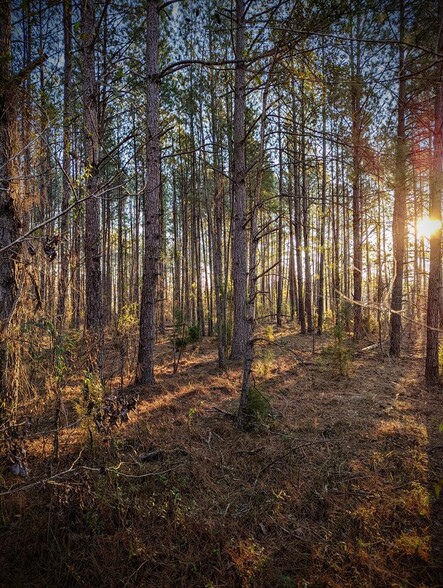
[1,325,443,587]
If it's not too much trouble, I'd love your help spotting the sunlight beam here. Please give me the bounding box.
[416,217,442,239]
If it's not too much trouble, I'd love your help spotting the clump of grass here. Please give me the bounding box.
[394,532,430,561]
[244,386,273,431]
[228,539,267,587]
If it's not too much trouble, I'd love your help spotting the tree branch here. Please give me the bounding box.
[14,53,48,86]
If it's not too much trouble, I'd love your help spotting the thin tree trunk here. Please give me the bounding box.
[317,49,327,335]
[292,82,306,334]
[200,135,214,339]
[172,171,181,323]
[210,71,227,367]
[237,54,276,429]
[301,80,313,333]
[390,0,407,356]
[194,202,205,336]
[117,171,125,315]
[276,104,284,327]
[56,0,72,330]
[332,142,341,323]
[132,121,140,304]
[351,14,364,341]
[158,179,166,336]
[288,174,296,322]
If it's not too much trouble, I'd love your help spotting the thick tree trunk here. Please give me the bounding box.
[81,0,103,372]
[0,0,19,421]
[135,0,161,385]
[230,0,248,360]
[390,0,407,357]
[425,0,443,386]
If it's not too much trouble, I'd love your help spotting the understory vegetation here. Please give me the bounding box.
[1,324,443,587]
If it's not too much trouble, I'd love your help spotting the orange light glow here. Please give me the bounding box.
[416,217,442,239]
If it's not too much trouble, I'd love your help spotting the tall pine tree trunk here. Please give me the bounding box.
[292,80,306,334]
[237,55,277,429]
[136,0,161,385]
[0,0,19,421]
[230,0,248,360]
[57,0,72,330]
[276,105,284,328]
[209,67,227,367]
[317,49,327,335]
[288,173,296,322]
[390,0,407,357]
[301,81,313,333]
[425,0,443,386]
[351,15,364,341]
[81,0,103,373]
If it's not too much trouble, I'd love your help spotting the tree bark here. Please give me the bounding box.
[351,15,364,341]
[288,174,296,322]
[301,80,313,333]
[389,0,407,357]
[425,0,443,386]
[0,0,19,421]
[230,0,248,360]
[237,51,277,429]
[317,46,327,335]
[56,0,72,331]
[81,0,103,372]
[172,171,181,322]
[292,81,306,334]
[209,65,227,367]
[276,104,284,328]
[135,0,161,385]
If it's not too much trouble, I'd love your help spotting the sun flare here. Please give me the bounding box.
[416,217,442,239]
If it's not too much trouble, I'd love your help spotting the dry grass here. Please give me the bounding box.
[1,324,443,587]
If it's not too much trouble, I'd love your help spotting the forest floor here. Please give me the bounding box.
[1,323,443,587]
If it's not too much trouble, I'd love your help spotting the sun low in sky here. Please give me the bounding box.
[416,217,442,239]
